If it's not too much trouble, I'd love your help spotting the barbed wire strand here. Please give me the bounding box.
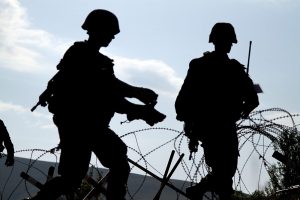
[1,108,299,200]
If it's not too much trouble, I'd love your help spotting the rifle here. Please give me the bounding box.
[30,88,51,112]
[31,71,60,112]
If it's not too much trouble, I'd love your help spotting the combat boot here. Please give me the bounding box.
[186,174,214,199]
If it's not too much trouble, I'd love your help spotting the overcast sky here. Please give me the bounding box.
[1,0,300,194]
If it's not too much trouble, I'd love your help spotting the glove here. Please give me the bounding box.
[135,87,158,106]
[1,143,14,166]
[127,105,166,126]
[183,121,199,159]
[0,144,4,152]
[5,154,14,166]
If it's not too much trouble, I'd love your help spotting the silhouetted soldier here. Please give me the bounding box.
[175,22,259,200]
[29,9,165,200]
[0,119,14,166]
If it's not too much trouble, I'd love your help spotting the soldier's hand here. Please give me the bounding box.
[135,87,158,106]
[5,154,14,166]
[0,144,4,152]
[188,138,199,160]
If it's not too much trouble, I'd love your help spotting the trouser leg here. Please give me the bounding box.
[93,128,130,200]
[106,158,130,200]
[202,133,238,199]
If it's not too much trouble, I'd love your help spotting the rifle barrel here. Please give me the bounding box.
[31,102,40,112]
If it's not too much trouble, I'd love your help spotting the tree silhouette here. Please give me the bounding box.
[264,127,300,198]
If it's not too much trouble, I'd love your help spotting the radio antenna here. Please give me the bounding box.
[246,41,252,74]
[245,41,263,93]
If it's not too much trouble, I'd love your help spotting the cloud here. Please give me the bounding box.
[0,0,183,98]
[0,100,28,113]
[114,56,183,97]
[0,0,69,73]
[0,100,54,130]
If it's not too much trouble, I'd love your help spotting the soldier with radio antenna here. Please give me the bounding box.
[175,22,259,200]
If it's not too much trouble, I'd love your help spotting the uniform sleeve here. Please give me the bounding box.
[0,120,14,154]
[0,120,4,152]
[175,59,198,121]
[242,74,259,116]
[113,77,139,97]
[231,60,259,117]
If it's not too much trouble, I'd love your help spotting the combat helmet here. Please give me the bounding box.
[209,22,237,44]
[82,9,120,35]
